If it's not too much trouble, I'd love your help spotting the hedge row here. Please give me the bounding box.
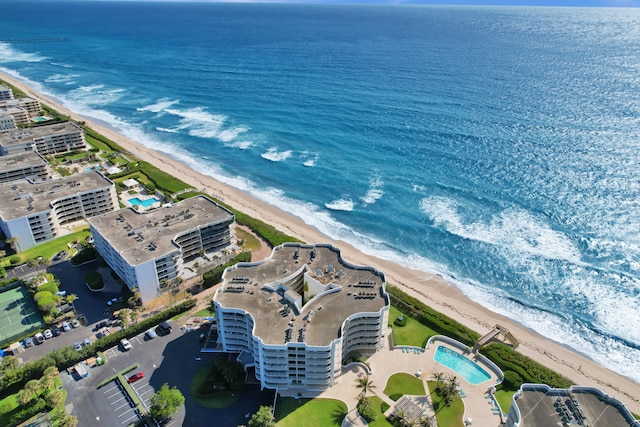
[481,343,573,388]
[83,126,126,153]
[202,252,252,288]
[232,210,301,247]
[387,285,480,346]
[0,299,196,396]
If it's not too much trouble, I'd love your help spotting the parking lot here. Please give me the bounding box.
[61,321,274,427]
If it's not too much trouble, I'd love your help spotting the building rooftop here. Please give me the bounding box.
[1,151,47,170]
[0,122,81,146]
[88,196,234,265]
[515,386,635,427]
[215,243,388,347]
[0,171,113,220]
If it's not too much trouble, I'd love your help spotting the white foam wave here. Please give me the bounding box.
[261,147,292,162]
[156,127,178,133]
[67,84,125,106]
[50,61,73,68]
[419,196,581,263]
[360,175,384,206]
[137,98,180,113]
[0,42,47,63]
[300,151,319,167]
[165,106,227,139]
[45,73,78,84]
[412,184,426,193]
[218,126,248,143]
[227,140,253,150]
[325,197,354,211]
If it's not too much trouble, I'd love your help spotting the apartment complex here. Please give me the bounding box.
[0,85,14,101]
[0,151,49,183]
[0,171,117,251]
[505,384,640,427]
[213,243,390,392]
[0,97,40,124]
[0,113,16,131]
[89,196,235,303]
[0,122,86,155]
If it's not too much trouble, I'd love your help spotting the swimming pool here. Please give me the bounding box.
[434,345,492,384]
[128,197,159,208]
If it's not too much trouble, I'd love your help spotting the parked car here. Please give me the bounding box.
[52,325,61,336]
[83,338,92,347]
[34,333,45,344]
[95,321,108,330]
[127,372,144,383]
[145,328,157,340]
[62,321,71,332]
[24,337,33,348]
[120,338,132,351]
[158,321,172,334]
[43,329,53,339]
[71,319,80,328]
[52,251,67,261]
[73,342,82,351]
[97,327,110,338]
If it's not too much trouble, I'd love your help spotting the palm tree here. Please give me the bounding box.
[130,308,140,325]
[24,379,42,398]
[65,294,78,313]
[432,372,445,394]
[39,257,50,272]
[355,374,376,399]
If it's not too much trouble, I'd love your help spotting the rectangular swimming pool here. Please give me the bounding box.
[128,197,159,208]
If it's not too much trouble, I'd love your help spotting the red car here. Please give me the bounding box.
[127,372,144,383]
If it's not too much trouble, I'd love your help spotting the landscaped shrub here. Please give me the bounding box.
[71,247,96,265]
[84,271,104,290]
[481,343,572,388]
[36,295,57,313]
[394,314,407,326]
[357,398,377,422]
[33,291,51,303]
[502,370,523,389]
[38,281,59,295]
[0,266,5,278]
[9,256,20,266]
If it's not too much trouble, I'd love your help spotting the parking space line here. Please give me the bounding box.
[114,401,132,411]
[106,392,123,400]
[138,389,153,398]
[103,385,119,393]
[122,414,138,425]
[118,408,136,418]
[110,396,126,405]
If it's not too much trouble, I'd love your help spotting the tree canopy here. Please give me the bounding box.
[247,405,275,427]
[149,383,185,420]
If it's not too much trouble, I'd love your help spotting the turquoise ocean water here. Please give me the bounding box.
[1,2,639,382]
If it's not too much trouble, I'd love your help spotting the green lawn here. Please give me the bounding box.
[388,306,439,347]
[494,389,515,415]
[236,227,262,252]
[1,229,90,267]
[383,373,426,401]
[194,308,215,318]
[189,366,240,409]
[275,398,347,427]
[366,396,394,427]
[427,381,464,427]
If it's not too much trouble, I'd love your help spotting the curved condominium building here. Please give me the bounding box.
[213,243,390,392]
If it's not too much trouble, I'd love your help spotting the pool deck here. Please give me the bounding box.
[307,332,504,426]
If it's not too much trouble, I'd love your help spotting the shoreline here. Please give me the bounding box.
[2,71,639,412]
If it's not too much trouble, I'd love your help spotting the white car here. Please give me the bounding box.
[120,338,132,351]
[43,329,53,339]
[62,321,71,331]
[71,319,80,328]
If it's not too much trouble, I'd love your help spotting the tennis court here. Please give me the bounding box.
[0,285,44,346]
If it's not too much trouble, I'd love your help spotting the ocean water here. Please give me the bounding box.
[1,2,639,383]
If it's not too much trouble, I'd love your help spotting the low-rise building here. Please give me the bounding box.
[0,97,40,118]
[0,107,29,125]
[89,196,235,303]
[213,243,390,393]
[0,122,86,156]
[0,171,117,251]
[0,84,13,101]
[504,384,640,427]
[0,112,16,131]
[0,151,49,183]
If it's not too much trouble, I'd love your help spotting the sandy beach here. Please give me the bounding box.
[2,71,639,413]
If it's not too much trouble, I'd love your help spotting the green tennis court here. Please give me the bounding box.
[0,286,44,346]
